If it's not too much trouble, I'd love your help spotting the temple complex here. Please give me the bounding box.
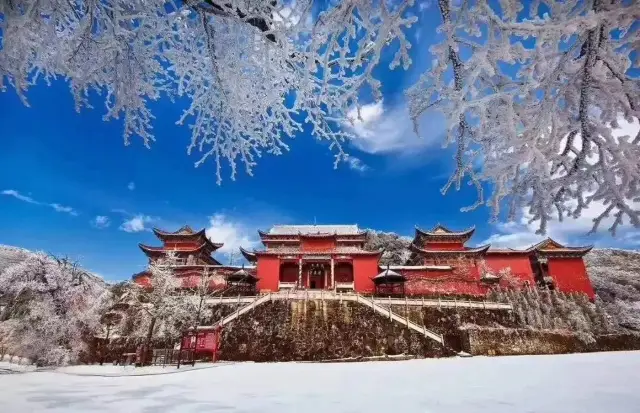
[134,224,595,299]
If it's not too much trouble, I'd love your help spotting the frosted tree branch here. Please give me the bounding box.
[0,0,416,184]
[407,0,639,235]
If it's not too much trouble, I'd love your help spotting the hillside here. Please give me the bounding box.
[0,245,33,273]
[0,244,108,292]
[585,249,640,331]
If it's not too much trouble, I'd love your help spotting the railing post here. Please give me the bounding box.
[454,297,457,309]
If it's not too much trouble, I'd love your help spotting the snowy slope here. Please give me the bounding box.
[0,244,33,273]
[1,352,640,412]
[585,249,640,331]
[0,244,107,289]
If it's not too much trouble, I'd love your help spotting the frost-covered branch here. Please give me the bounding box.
[408,0,639,235]
[0,0,416,183]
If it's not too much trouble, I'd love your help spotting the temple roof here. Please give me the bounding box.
[373,266,407,283]
[151,227,223,249]
[138,243,222,265]
[139,242,213,255]
[414,224,475,242]
[262,224,365,236]
[239,246,257,262]
[410,242,490,255]
[525,238,593,256]
[225,266,258,283]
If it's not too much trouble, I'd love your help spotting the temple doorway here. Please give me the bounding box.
[308,263,327,289]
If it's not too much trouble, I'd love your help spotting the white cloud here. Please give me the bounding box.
[50,203,79,216]
[482,198,640,250]
[205,214,259,255]
[345,156,369,173]
[127,182,136,191]
[1,189,38,204]
[2,189,78,216]
[91,215,111,229]
[120,214,153,233]
[344,100,445,154]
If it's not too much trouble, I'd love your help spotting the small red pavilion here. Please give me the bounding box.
[134,225,248,291]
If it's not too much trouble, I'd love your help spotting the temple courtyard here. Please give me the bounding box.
[1,351,639,412]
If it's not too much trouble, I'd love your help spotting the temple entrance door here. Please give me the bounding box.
[309,273,325,289]
[308,263,326,289]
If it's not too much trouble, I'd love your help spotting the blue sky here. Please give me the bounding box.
[1,4,637,281]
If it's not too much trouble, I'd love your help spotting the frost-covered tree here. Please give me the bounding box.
[2,1,638,234]
[364,230,412,265]
[117,254,197,352]
[0,0,415,183]
[0,253,108,365]
[407,0,639,234]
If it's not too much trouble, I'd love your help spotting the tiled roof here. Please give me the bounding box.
[268,224,361,235]
[410,243,490,255]
[415,224,475,238]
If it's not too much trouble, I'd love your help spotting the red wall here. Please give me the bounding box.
[485,254,535,287]
[280,263,298,283]
[352,256,378,293]
[401,269,486,297]
[422,242,465,251]
[164,241,200,250]
[257,256,280,292]
[548,258,595,299]
[301,238,335,251]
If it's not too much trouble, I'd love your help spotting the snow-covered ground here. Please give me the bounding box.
[1,352,639,412]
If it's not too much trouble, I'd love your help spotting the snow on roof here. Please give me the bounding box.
[268,224,361,235]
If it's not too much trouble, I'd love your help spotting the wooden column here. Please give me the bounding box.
[298,258,303,289]
[331,258,335,291]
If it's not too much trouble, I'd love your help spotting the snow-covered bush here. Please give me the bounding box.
[0,253,109,366]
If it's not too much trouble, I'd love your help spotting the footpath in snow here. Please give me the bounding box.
[1,351,640,412]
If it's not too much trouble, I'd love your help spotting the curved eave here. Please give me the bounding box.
[131,270,150,280]
[487,248,531,255]
[536,246,593,257]
[152,227,204,238]
[239,246,257,262]
[410,242,490,255]
[152,228,222,249]
[414,225,475,239]
[139,243,165,255]
[372,275,407,284]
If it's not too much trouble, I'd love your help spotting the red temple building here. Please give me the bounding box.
[239,224,595,299]
[134,224,595,300]
[134,226,254,292]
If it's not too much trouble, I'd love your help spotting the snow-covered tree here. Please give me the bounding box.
[2,1,637,234]
[0,253,108,365]
[117,254,197,351]
[0,0,415,183]
[364,230,412,265]
[408,0,639,234]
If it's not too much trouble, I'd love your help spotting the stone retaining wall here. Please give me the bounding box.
[462,328,640,356]
[218,300,452,361]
